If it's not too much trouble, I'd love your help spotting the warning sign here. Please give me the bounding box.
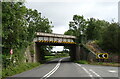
[96,53,108,59]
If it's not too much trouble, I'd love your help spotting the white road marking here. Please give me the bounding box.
[82,67,93,77]
[41,58,64,79]
[75,63,94,78]
[89,69,103,79]
[75,63,82,67]
[108,70,117,73]
[89,69,101,77]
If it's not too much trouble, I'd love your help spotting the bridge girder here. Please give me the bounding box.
[34,32,76,44]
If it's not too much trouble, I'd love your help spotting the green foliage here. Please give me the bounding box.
[75,61,120,66]
[55,53,69,58]
[2,63,40,78]
[65,14,120,54]
[2,2,53,68]
[99,23,120,53]
[45,53,69,61]
[75,60,88,64]
[68,15,86,43]
[2,48,26,68]
[64,29,75,36]
[2,2,28,51]
[29,43,35,55]
[45,56,55,61]
[85,18,109,41]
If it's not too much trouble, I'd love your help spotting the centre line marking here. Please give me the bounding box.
[41,58,64,79]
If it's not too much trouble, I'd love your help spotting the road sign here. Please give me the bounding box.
[10,49,13,55]
[96,53,108,59]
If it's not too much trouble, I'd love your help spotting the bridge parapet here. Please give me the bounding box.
[36,32,76,38]
[34,32,76,44]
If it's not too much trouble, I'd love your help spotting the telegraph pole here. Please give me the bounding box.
[118,1,120,25]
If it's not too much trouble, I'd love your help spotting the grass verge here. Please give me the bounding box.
[45,56,56,61]
[2,54,69,78]
[2,63,40,78]
[75,60,120,67]
[45,53,69,62]
[74,60,88,64]
[89,62,120,67]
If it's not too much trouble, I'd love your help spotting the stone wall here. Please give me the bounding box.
[80,45,96,62]
[24,43,36,63]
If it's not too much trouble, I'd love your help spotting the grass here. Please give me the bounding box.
[45,53,69,62]
[75,60,120,67]
[2,53,69,78]
[89,62,120,67]
[2,63,40,78]
[45,56,56,61]
[75,60,88,64]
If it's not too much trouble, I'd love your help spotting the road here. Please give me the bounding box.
[8,57,119,79]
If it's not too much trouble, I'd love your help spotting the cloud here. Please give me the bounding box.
[52,25,69,34]
[25,0,119,51]
[26,0,119,2]
[25,1,119,34]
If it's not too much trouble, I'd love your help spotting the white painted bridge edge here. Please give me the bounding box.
[36,32,76,39]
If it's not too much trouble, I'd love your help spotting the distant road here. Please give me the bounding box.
[9,57,119,79]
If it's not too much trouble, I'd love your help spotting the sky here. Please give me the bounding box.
[25,0,119,51]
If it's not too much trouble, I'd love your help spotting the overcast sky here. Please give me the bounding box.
[25,0,119,51]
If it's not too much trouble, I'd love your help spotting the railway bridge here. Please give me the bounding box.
[26,32,81,63]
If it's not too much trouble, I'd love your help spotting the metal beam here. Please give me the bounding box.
[36,32,76,39]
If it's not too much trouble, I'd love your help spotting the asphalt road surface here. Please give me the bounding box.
[8,57,119,79]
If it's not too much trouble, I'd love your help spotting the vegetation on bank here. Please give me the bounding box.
[64,15,120,55]
[2,2,54,78]
[2,63,40,78]
[2,2,53,68]
[75,60,120,67]
[2,52,69,78]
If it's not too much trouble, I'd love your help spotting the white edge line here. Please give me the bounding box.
[82,67,93,77]
[75,63,93,78]
[89,69,101,77]
[89,69,103,79]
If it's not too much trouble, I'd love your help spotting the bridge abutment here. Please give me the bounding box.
[69,45,76,61]
[34,43,45,63]
[69,45,81,61]
[75,45,80,60]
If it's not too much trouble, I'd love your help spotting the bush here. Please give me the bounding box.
[2,63,40,78]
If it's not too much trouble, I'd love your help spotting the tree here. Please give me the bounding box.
[85,18,110,41]
[64,29,75,36]
[2,2,54,68]
[65,14,119,54]
[25,9,53,42]
[69,15,86,43]
[100,23,119,53]
[2,2,28,54]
